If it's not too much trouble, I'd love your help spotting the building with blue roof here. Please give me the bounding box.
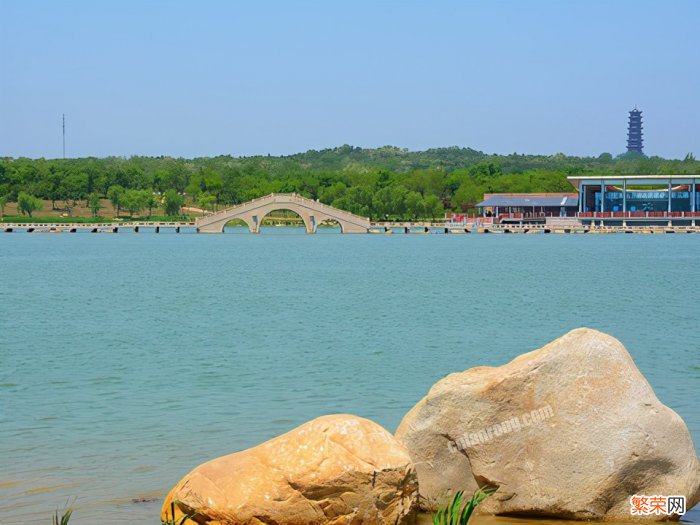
[475,193,579,221]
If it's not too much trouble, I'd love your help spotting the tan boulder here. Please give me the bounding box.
[162,414,417,525]
[395,328,700,521]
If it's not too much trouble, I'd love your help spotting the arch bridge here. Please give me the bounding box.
[195,193,371,233]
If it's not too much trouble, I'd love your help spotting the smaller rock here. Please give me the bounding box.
[162,414,418,525]
[131,496,158,504]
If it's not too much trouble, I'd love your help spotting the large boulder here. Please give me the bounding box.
[162,414,417,525]
[395,328,700,520]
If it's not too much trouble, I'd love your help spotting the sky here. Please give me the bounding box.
[0,0,698,159]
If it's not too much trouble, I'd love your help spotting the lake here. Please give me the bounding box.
[1,228,698,524]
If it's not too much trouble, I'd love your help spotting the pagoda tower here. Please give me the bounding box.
[626,107,643,153]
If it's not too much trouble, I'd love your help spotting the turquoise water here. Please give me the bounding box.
[1,229,698,524]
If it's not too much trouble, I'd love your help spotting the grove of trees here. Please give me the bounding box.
[17,191,43,217]
[0,146,697,220]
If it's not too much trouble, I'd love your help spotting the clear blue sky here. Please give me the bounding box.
[1,0,698,159]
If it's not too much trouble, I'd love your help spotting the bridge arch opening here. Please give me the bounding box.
[259,209,312,234]
[316,218,343,234]
[223,218,252,234]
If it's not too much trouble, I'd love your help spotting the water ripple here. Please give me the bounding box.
[0,232,698,524]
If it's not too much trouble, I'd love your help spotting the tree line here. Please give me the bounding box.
[0,146,697,220]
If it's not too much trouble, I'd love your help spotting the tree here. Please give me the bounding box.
[17,191,43,217]
[45,171,63,209]
[423,194,444,219]
[402,169,446,197]
[107,185,125,216]
[152,169,168,193]
[318,181,347,205]
[452,180,485,211]
[404,191,423,219]
[196,192,216,211]
[0,194,8,217]
[59,172,88,208]
[203,170,223,203]
[88,193,102,217]
[163,189,184,216]
[121,189,150,217]
[372,185,407,219]
[146,193,159,217]
[185,174,204,201]
[162,163,189,193]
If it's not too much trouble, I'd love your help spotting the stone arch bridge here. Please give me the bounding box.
[195,193,371,233]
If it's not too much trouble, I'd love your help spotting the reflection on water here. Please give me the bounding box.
[0,231,698,524]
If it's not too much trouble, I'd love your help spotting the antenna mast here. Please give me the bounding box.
[62,114,66,159]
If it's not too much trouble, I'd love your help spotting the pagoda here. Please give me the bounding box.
[626,107,644,153]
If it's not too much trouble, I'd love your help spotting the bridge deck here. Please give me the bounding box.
[2,222,194,230]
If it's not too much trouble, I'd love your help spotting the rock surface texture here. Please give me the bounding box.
[162,414,417,525]
[395,328,700,521]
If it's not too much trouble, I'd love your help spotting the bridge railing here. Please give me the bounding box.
[199,194,274,219]
[288,194,369,222]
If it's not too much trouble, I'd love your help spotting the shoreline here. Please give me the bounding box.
[2,222,699,234]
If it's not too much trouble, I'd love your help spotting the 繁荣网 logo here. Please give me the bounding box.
[630,495,685,516]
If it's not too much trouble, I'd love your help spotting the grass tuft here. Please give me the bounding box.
[52,508,72,525]
[432,486,496,525]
